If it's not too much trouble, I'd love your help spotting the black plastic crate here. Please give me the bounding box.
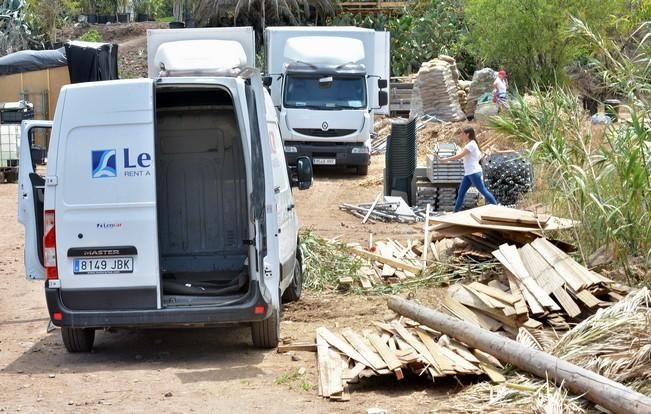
[1,109,34,124]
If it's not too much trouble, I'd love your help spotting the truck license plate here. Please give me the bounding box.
[73,257,134,274]
[313,158,336,165]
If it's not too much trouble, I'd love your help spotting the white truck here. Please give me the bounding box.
[264,27,390,175]
[18,27,313,352]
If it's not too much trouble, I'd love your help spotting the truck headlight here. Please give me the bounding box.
[351,146,369,154]
[284,145,298,153]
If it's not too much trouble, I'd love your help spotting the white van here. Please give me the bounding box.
[17,27,313,352]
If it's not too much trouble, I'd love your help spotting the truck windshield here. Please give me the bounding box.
[284,75,367,110]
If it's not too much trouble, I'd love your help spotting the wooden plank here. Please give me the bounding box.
[519,244,565,294]
[447,340,481,364]
[341,329,387,371]
[422,203,431,269]
[352,248,422,274]
[367,333,404,379]
[415,330,456,374]
[495,250,545,315]
[496,245,560,311]
[471,205,551,226]
[277,342,317,353]
[390,321,442,375]
[342,362,366,382]
[552,287,582,318]
[382,263,396,277]
[316,327,372,367]
[429,205,576,233]
[324,349,345,398]
[468,282,519,305]
[505,273,531,315]
[418,330,482,375]
[531,238,589,291]
[573,289,602,308]
[465,285,510,311]
[488,279,509,292]
[446,287,504,331]
[316,332,330,396]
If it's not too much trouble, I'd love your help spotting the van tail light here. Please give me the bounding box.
[43,210,58,280]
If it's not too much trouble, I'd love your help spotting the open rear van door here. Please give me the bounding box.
[372,31,391,115]
[18,120,52,280]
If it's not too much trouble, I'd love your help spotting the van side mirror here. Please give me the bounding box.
[378,90,388,107]
[262,76,273,87]
[378,79,388,89]
[292,156,313,190]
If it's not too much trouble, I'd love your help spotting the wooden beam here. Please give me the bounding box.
[352,248,422,274]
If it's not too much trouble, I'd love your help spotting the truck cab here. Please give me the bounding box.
[265,28,390,175]
[17,27,313,353]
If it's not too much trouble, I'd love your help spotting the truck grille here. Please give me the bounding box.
[293,128,355,138]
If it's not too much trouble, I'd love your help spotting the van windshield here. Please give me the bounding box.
[283,75,367,110]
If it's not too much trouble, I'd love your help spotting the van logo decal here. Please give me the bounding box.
[91,149,117,178]
[321,121,329,131]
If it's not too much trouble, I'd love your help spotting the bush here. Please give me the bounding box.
[330,0,475,77]
[78,28,102,42]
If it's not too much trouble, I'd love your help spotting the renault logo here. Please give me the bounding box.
[321,121,328,131]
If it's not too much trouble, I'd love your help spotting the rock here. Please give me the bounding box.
[48,374,56,378]
[291,354,301,362]
[164,392,173,398]
[467,68,497,115]
[297,367,306,375]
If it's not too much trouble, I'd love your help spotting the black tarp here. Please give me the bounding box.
[64,41,119,83]
[0,48,67,76]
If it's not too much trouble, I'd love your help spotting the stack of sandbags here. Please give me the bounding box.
[457,80,472,114]
[409,58,466,122]
[466,68,496,116]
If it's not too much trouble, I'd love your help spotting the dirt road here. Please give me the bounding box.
[0,155,457,413]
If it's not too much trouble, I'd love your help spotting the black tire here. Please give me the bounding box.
[61,327,95,353]
[251,307,279,349]
[356,165,369,176]
[282,256,303,303]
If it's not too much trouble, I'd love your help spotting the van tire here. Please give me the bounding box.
[61,327,95,353]
[282,254,303,303]
[356,165,369,176]
[251,308,279,349]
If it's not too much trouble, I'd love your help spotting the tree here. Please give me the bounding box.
[27,0,65,46]
[462,0,648,88]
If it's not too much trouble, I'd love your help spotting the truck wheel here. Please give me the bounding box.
[356,165,369,176]
[61,327,95,353]
[251,308,279,349]
[282,255,303,303]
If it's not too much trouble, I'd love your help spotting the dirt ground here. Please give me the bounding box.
[0,22,493,412]
[0,149,474,413]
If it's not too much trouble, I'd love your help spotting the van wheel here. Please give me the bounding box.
[61,327,95,353]
[282,257,303,303]
[251,308,279,349]
[356,165,369,176]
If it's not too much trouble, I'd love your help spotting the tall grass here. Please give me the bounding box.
[489,20,651,282]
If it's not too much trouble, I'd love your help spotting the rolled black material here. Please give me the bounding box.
[482,152,534,205]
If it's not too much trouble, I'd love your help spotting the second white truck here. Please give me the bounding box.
[265,27,390,175]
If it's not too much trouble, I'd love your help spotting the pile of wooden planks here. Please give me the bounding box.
[429,205,577,259]
[446,238,630,334]
[344,239,424,289]
[315,320,503,400]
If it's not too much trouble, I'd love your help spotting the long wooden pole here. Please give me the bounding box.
[388,296,651,414]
